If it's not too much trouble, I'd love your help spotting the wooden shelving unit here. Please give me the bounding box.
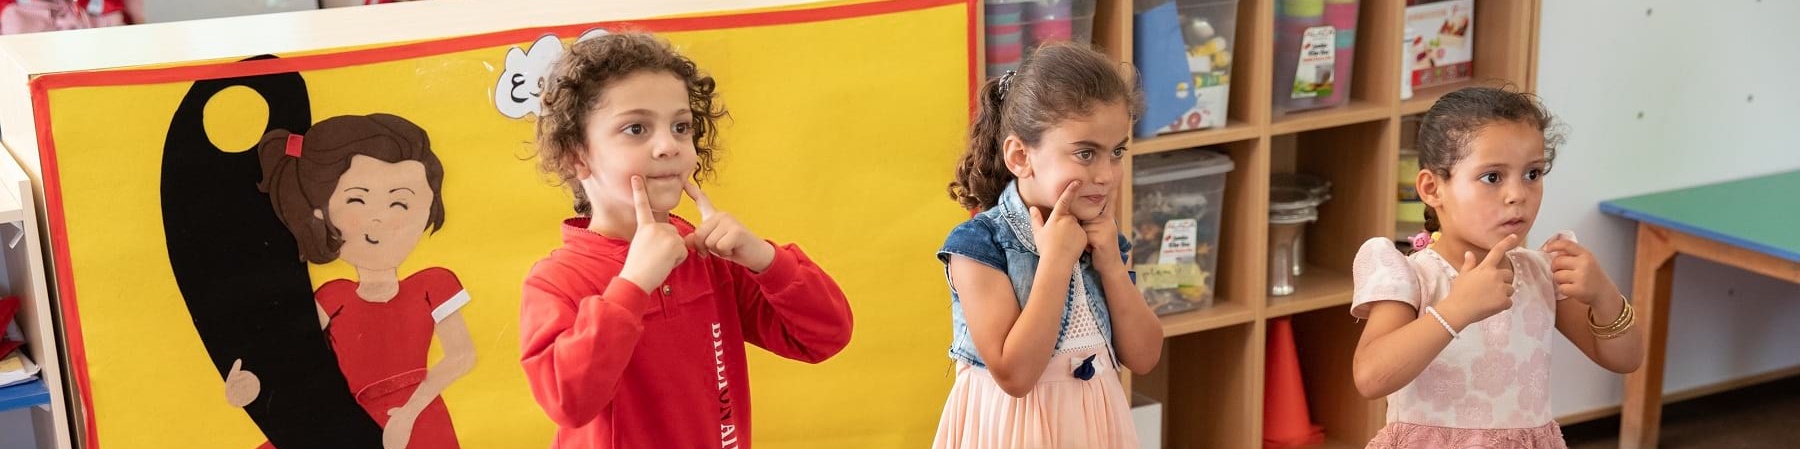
[1159,302,1256,337]
[979,0,1540,446]
[1265,265,1352,318]
[1133,122,1262,155]
[1270,100,1392,135]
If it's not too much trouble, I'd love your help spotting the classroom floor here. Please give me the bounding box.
[1562,375,1800,449]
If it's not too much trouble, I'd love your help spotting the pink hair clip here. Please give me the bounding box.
[1410,231,1437,249]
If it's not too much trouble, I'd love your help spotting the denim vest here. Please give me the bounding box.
[937,181,1130,368]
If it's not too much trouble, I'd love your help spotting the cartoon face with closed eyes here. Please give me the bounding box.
[317,154,436,271]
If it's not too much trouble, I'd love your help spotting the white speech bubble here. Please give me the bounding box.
[495,34,565,119]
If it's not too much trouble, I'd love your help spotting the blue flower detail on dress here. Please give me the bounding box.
[1073,354,1097,381]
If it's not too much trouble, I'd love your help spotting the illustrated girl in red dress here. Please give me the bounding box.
[223,114,474,449]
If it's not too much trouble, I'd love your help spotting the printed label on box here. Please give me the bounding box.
[1291,26,1336,99]
[1159,218,1199,262]
[1406,0,1475,88]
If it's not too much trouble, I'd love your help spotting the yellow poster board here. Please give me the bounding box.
[27,1,971,447]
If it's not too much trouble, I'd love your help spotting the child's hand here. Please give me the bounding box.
[619,176,689,293]
[1443,234,1521,328]
[223,358,260,408]
[684,180,776,272]
[1030,180,1088,263]
[1081,193,1123,269]
[1545,238,1619,305]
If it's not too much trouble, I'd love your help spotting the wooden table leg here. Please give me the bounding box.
[1621,223,1676,449]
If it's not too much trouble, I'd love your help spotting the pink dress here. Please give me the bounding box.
[1350,233,1577,449]
[933,263,1139,448]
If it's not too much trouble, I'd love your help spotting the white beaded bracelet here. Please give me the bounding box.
[1425,306,1458,339]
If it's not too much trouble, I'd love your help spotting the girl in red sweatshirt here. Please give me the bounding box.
[518,32,854,448]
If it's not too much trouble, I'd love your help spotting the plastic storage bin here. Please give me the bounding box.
[986,0,1029,75]
[986,0,1096,76]
[1023,0,1096,49]
[1130,148,1235,315]
[1272,0,1359,115]
[1138,0,1241,134]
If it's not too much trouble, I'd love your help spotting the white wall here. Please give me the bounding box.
[1534,0,1800,418]
[138,0,316,23]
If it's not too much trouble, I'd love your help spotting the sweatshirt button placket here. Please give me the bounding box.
[661,285,673,317]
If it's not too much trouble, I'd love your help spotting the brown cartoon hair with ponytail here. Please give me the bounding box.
[257,113,446,264]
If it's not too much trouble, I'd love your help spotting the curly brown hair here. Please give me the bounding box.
[535,32,727,215]
[948,43,1144,211]
[257,114,446,264]
[1416,86,1565,233]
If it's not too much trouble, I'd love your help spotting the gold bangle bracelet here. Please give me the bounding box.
[1587,294,1631,331]
[1594,316,1634,339]
[1590,295,1635,339]
[1598,301,1632,335]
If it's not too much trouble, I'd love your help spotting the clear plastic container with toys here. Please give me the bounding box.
[1130,148,1234,315]
[1135,0,1240,134]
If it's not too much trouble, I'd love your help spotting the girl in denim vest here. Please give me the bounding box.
[933,43,1164,448]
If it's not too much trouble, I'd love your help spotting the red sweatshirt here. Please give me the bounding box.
[519,217,854,448]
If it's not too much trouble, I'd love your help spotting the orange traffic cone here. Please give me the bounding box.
[1264,317,1324,448]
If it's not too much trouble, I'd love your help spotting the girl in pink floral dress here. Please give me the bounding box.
[1350,87,1645,449]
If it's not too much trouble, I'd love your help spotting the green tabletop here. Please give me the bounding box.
[1600,170,1800,263]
